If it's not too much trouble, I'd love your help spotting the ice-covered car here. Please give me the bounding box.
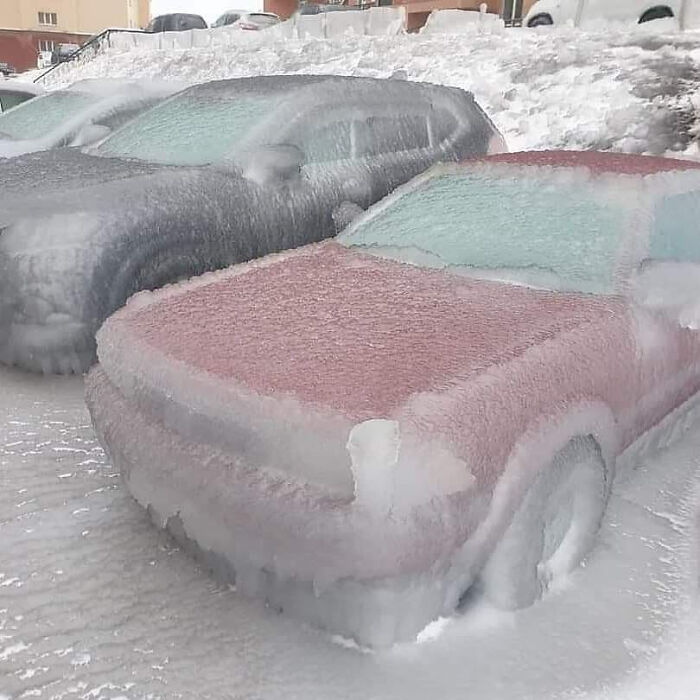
[87,151,700,647]
[525,0,679,26]
[0,78,178,159]
[0,75,503,374]
[0,80,43,113]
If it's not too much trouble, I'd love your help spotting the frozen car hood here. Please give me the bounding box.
[0,149,174,226]
[113,242,626,422]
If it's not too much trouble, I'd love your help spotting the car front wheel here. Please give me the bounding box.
[479,434,609,610]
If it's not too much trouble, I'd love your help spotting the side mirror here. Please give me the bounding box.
[72,123,112,147]
[632,260,700,329]
[242,144,304,186]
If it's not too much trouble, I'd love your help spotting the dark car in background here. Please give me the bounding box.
[146,13,208,32]
[212,9,247,26]
[50,43,81,65]
[0,75,505,373]
[0,62,16,77]
[298,2,364,14]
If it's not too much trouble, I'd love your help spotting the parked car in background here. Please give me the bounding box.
[86,151,700,647]
[0,75,504,373]
[0,80,42,113]
[0,62,16,76]
[0,78,178,159]
[525,0,679,26]
[146,13,207,32]
[212,9,247,26]
[50,43,81,65]
[297,2,364,14]
[231,12,280,30]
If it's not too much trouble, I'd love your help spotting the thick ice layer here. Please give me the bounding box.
[0,78,179,159]
[0,75,502,374]
[87,151,700,646]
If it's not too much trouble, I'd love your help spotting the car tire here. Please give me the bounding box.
[479,435,609,610]
[528,13,554,27]
[639,6,674,23]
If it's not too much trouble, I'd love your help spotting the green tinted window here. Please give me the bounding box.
[650,191,700,262]
[0,91,95,140]
[97,94,276,166]
[0,91,33,113]
[340,172,626,294]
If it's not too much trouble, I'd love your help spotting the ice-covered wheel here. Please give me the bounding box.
[528,13,553,27]
[479,435,609,610]
[639,6,674,23]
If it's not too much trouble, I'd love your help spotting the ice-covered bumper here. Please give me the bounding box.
[86,366,485,647]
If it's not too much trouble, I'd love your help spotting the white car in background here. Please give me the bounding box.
[525,0,681,27]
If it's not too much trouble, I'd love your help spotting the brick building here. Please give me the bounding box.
[0,0,150,72]
[264,0,536,28]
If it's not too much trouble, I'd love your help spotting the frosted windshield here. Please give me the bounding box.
[0,91,96,140]
[340,172,626,294]
[96,93,276,166]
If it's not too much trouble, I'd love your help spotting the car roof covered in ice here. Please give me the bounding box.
[473,150,700,176]
[62,77,183,99]
[179,74,474,101]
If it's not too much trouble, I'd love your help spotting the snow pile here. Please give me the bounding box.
[35,24,700,156]
[421,9,505,35]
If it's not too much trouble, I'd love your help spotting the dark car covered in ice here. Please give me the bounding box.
[0,75,505,374]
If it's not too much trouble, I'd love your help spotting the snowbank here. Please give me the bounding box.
[38,25,700,156]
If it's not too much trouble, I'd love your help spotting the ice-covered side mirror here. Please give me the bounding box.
[72,123,112,147]
[242,144,304,186]
[632,260,700,330]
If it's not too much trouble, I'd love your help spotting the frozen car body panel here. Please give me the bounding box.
[0,75,503,373]
[0,78,180,159]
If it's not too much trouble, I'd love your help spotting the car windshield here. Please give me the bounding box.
[339,171,627,294]
[95,92,276,166]
[0,91,95,140]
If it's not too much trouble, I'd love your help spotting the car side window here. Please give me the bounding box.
[650,190,700,263]
[357,114,430,157]
[296,121,354,163]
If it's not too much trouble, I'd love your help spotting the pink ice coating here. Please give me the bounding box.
[121,243,628,421]
[476,150,700,175]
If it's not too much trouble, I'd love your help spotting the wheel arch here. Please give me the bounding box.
[639,5,675,22]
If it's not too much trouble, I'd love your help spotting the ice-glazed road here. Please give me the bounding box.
[1,365,699,699]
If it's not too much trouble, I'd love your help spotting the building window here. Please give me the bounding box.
[38,12,58,26]
[38,39,56,52]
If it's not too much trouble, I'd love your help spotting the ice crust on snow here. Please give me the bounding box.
[0,78,179,158]
[87,152,700,646]
[0,75,501,374]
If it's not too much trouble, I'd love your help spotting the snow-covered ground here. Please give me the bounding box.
[1,365,698,699]
[3,22,700,700]
[35,24,700,157]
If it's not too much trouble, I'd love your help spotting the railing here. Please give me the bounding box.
[34,28,147,84]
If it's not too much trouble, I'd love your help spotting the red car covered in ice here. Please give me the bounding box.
[87,151,700,647]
